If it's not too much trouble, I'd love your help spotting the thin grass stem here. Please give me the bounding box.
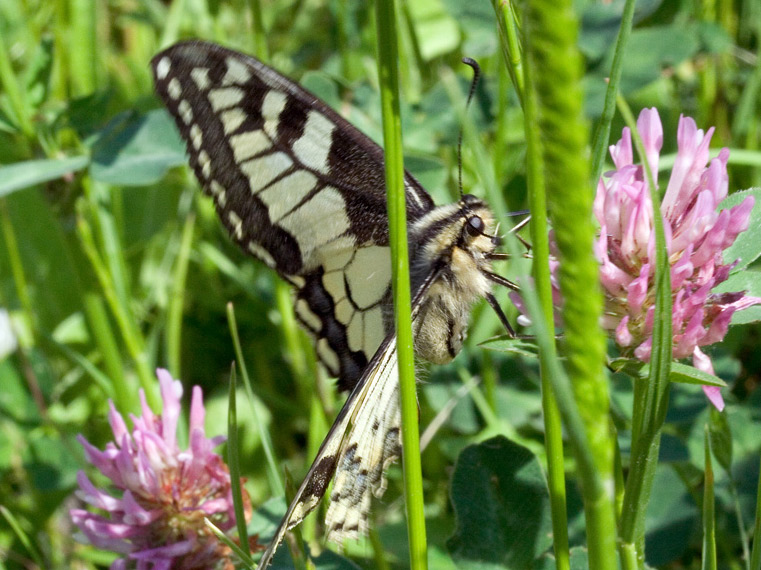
[227,366,251,558]
[521,33,570,570]
[166,214,195,379]
[375,0,427,567]
[589,0,637,184]
[616,95,673,570]
[226,303,283,496]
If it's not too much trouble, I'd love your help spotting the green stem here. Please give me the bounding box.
[521,34,569,570]
[589,0,637,184]
[748,451,761,570]
[617,96,673,570]
[0,199,35,335]
[82,292,134,411]
[226,303,284,497]
[0,31,35,139]
[166,214,195,379]
[76,206,158,409]
[491,0,524,107]
[524,0,616,568]
[227,367,251,558]
[375,0,427,567]
[702,427,717,570]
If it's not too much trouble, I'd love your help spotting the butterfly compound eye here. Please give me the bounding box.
[465,215,484,237]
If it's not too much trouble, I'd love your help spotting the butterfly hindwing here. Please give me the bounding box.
[152,40,435,389]
[256,332,402,569]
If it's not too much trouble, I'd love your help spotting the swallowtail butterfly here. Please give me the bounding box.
[151,40,517,567]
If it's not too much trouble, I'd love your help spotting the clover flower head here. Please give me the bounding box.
[592,108,760,410]
[70,369,248,570]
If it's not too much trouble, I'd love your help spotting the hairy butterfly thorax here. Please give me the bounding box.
[151,40,514,568]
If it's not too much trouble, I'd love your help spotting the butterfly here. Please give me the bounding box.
[151,40,518,568]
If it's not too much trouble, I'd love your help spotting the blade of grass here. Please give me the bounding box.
[521,27,570,570]
[226,302,283,497]
[750,450,761,570]
[702,426,718,570]
[375,0,427,567]
[491,0,524,107]
[82,293,131,407]
[589,0,636,184]
[0,31,35,139]
[617,95,673,570]
[228,366,251,559]
[76,202,158,409]
[0,506,43,568]
[205,518,256,569]
[166,214,195,378]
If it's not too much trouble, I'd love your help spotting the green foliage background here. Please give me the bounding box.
[0,0,760,568]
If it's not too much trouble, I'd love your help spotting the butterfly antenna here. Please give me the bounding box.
[458,57,481,199]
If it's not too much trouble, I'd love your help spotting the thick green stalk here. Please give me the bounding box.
[524,1,616,569]
[375,0,427,568]
[617,96,673,569]
[521,33,570,570]
[589,0,637,184]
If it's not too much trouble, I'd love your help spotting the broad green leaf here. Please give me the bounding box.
[0,156,90,197]
[448,436,552,569]
[720,188,761,270]
[90,109,186,185]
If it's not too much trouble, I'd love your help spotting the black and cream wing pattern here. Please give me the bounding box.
[152,40,434,392]
[152,40,505,568]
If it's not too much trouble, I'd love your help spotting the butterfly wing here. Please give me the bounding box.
[151,40,435,390]
[255,331,401,569]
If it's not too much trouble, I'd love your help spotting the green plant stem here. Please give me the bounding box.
[375,0,427,568]
[0,199,34,335]
[703,427,717,570]
[82,292,133,411]
[523,0,616,568]
[76,206,158,409]
[616,96,673,570]
[226,303,283,497]
[69,0,98,95]
[227,367,251,558]
[166,214,195,379]
[491,0,524,107]
[0,31,35,139]
[521,33,570,570]
[247,0,269,60]
[589,0,637,184]
[749,450,761,570]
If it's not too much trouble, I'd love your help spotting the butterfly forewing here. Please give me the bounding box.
[152,40,434,390]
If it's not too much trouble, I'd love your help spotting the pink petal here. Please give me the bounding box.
[637,107,663,178]
[157,369,183,451]
[693,348,724,411]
